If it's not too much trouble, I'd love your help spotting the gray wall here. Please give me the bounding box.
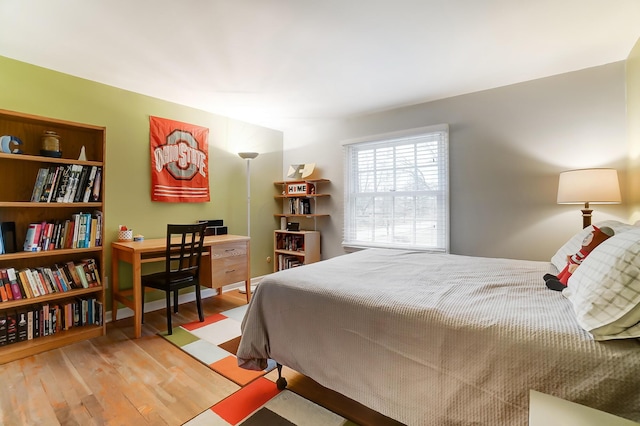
[283,62,628,262]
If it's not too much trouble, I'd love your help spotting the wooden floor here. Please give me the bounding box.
[0,291,248,426]
[0,290,402,426]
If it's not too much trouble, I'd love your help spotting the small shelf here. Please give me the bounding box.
[274,230,320,272]
[274,193,330,199]
[274,213,330,218]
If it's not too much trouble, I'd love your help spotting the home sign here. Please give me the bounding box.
[286,182,309,195]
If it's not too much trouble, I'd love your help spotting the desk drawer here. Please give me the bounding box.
[210,242,248,286]
[210,242,247,259]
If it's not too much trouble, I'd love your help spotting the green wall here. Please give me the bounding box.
[0,55,283,311]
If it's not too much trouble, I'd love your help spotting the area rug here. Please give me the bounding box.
[161,305,355,425]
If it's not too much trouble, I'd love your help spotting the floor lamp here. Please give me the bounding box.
[238,152,259,294]
[238,152,259,236]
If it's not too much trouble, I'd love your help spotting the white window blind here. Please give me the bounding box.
[343,124,449,251]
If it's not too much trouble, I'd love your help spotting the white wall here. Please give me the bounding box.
[283,62,628,261]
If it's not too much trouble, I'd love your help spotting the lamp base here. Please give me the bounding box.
[581,209,592,229]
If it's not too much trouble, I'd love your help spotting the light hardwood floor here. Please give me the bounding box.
[0,290,249,426]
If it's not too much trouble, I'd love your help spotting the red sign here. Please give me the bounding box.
[150,116,209,202]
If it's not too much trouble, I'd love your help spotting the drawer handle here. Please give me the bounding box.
[225,269,236,273]
[225,249,236,252]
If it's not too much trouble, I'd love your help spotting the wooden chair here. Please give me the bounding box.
[141,223,207,334]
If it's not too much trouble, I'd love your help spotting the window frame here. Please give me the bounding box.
[342,124,450,252]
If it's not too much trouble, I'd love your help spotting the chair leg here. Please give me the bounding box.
[141,286,145,324]
[195,285,203,322]
[166,290,173,335]
[173,290,179,313]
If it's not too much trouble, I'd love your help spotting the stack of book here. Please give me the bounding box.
[0,259,102,303]
[23,211,103,252]
[0,297,103,346]
[30,165,102,203]
[277,254,303,270]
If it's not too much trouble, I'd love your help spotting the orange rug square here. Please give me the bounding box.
[211,355,266,386]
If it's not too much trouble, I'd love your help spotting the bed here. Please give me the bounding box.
[237,221,640,425]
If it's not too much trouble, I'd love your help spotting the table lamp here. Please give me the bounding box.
[557,168,621,228]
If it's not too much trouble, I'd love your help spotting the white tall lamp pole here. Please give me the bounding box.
[238,152,259,237]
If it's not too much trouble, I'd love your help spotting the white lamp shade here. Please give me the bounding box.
[238,152,259,160]
[557,168,621,204]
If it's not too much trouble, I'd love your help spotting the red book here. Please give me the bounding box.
[6,268,22,300]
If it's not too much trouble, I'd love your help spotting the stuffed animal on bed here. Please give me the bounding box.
[544,225,614,291]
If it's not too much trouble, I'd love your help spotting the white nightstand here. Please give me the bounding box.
[529,390,639,426]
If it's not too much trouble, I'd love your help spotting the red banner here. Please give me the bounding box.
[149,116,210,202]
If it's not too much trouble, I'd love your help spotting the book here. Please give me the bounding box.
[53,165,72,203]
[76,213,88,248]
[0,282,7,302]
[64,261,83,289]
[74,264,89,289]
[63,165,83,203]
[6,268,23,300]
[28,268,47,296]
[73,166,90,202]
[0,310,7,346]
[16,308,27,342]
[18,269,38,298]
[67,165,84,203]
[35,268,54,294]
[23,222,42,252]
[71,214,81,248]
[36,266,60,294]
[6,309,17,344]
[33,308,40,339]
[30,167,50,202]
[27,309,33,340]
[52,265,70,292]
[0,268,12,301]
[0,222,16,253]
[81,258,101,287]
[91,167,102,202]
[43,267,62,293]
[93,211,103,247]
[40,222,55,251]
[40,166,60,203]
[82,166,98,203]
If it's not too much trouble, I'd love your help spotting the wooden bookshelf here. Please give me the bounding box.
[274,230,320,272]
[0,109,106,363]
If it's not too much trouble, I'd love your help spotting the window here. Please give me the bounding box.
[343,124,449,252]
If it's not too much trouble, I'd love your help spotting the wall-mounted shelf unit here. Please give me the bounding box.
[273,230,320,272]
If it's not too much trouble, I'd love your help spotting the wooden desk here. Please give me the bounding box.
[111,234,251,338]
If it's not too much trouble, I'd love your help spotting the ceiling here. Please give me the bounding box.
[1,1,639,131]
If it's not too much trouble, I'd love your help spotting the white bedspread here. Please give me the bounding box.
[237,249,640,425]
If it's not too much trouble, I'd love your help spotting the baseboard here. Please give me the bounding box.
[105,276,263,323]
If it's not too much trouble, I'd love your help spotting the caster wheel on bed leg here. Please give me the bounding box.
[276,377,288,390]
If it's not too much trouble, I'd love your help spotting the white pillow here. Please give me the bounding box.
[550,220,636,272]
[563,226,640,340]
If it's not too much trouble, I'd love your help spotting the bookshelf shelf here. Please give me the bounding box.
[0,108,106,363]
[274,230,321,272]
[0,202,102,208]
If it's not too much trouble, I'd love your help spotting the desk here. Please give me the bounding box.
[111,234,251,338]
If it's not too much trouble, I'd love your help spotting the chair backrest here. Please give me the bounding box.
[164,223,207,282]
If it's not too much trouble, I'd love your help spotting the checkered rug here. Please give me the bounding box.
[161,305,354,425]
